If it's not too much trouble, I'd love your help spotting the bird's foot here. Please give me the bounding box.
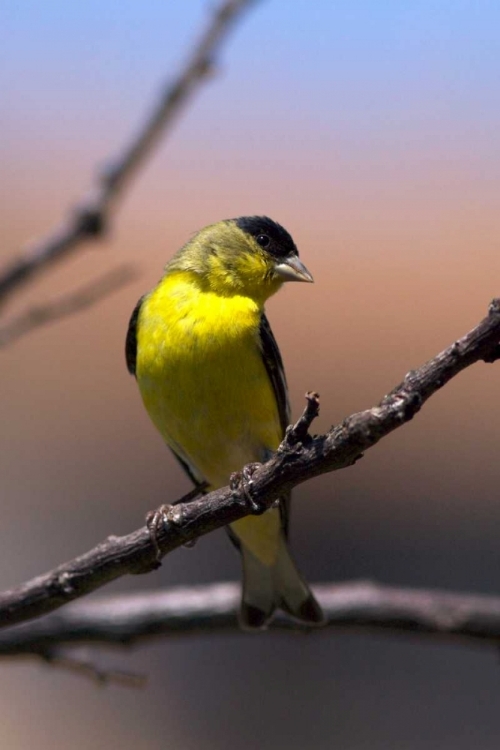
[230,462,266,515]
[145,503,186,564]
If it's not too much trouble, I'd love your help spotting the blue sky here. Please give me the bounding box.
[2,1,499,137]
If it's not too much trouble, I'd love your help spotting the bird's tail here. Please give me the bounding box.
[239,535,324,630]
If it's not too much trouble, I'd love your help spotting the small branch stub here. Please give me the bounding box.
[281,391,320,449]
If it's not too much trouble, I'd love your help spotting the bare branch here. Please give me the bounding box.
[0,265,138,347]
[2,582,500,658]
[0,0,258,307]
[0,299,499,630]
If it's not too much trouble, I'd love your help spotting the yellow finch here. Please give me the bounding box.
[126,216,324,629]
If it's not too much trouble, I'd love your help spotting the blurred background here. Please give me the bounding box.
[2,1,500,747]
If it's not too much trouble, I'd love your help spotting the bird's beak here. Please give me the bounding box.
[274,255,314,283]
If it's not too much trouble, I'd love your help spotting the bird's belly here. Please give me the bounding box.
[137,321,282,490]
[136,285,285,567]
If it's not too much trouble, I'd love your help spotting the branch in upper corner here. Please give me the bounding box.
[0,0,258,308]
[0,265,138,347]
[2,582,500,660]
[0,299,499,630]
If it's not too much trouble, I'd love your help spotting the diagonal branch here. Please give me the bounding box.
[1,581,500,657]
[0,299,499,630]
[0,0,258,307]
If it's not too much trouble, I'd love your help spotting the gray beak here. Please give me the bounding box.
[274,255,314,283]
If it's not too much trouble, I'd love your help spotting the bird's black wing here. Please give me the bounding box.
[125,295,207,494]
[125,296,144,376]
[258,313,292,535]
[258,313,291,435]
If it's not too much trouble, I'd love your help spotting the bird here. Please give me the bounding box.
[126,216,324,629]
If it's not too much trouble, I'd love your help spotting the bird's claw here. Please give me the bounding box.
[146,503,185,564]
[230,462,266,514]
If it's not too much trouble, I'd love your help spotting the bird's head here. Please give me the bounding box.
[167,216,313,303]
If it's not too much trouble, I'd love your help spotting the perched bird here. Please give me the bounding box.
[126,216,324,629]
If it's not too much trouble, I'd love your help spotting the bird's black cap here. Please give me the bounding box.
[235,216,298,259]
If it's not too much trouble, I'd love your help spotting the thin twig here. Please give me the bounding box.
[281,390,320,447]
[0,265,138,347]
[43,649,147,688]
[0,299,500,630]
[0,0,258,308]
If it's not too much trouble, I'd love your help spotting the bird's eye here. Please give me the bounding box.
[256,234,270,247]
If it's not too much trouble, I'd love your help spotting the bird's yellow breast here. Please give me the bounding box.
[136,271,282,490]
